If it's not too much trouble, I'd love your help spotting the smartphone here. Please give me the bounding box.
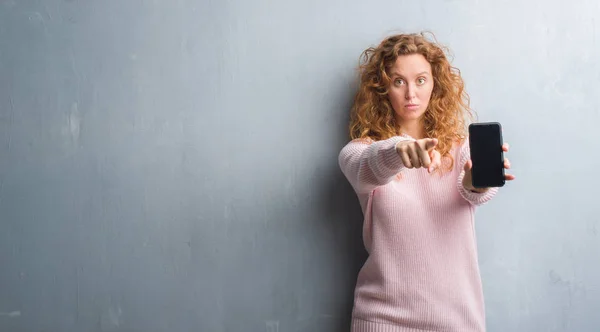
[468,122,505,188]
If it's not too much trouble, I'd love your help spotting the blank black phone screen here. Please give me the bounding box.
[468,122,505,188]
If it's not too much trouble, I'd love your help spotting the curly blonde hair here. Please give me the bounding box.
[349,32,474,171]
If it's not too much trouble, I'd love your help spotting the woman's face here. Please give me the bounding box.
[387,54,434,125]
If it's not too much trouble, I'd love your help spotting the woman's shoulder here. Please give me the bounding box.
[338,137,373,159]
[340,137,374,151]
[350,137,375,145]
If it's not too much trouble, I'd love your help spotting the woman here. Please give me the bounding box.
[338,32,515,332]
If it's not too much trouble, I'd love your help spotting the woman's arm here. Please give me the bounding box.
[338,136,412,194]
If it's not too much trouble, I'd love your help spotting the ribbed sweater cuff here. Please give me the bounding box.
[457,170,498,206]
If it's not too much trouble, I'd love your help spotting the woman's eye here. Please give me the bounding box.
[395,79,404,85]
[417,78,426,84]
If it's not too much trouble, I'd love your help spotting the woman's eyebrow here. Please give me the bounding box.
[391,71,431,77]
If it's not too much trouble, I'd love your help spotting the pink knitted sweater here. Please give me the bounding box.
[338,134,498,332]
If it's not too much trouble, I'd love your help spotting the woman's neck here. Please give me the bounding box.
[398,120,426,139]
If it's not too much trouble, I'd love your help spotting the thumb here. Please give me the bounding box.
[464,159,472,172]
[424,138,438,151]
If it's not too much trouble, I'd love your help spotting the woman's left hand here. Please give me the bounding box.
[463,143,516,193]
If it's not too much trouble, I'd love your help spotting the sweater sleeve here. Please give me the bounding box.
[456,138,498,206]
[338,136,413,194]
